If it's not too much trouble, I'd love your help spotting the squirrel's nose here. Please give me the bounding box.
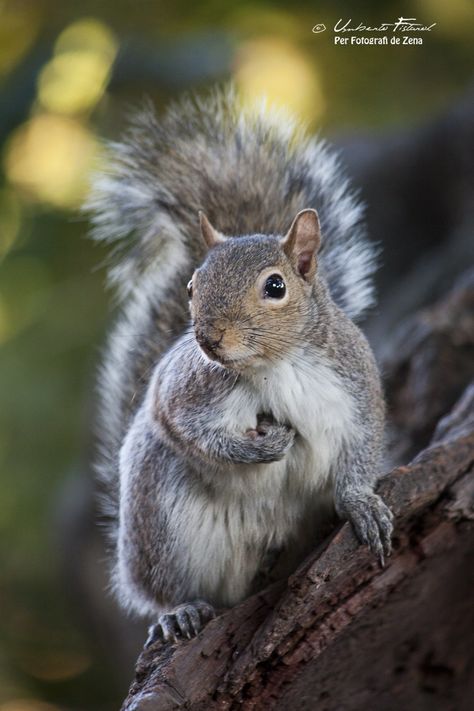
[195,329,223,358]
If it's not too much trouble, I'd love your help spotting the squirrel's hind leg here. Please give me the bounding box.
[145,600,216,646]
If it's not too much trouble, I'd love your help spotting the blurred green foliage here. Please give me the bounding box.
[0,0,472,708]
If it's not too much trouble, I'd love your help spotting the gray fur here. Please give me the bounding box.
[85,88,391,634]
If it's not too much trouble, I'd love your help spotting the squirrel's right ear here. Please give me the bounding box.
[199,211,226,249]
[281,209,321,282]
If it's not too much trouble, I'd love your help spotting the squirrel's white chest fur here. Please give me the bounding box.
[182,354,355,607]
[255,356,355,479]
[221,354,355,479]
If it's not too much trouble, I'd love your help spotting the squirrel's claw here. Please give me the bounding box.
[146,600,216,647]
[342,491,394,566]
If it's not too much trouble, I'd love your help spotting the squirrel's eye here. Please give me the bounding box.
[187,280,193,298]
[264,274,286,299]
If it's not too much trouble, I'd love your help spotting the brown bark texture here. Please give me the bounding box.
[122,277,474,711]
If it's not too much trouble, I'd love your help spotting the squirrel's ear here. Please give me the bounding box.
[199,211,226,249]
[281,208,321,281]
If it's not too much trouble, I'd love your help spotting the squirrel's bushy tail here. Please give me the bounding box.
[85,87,376,321]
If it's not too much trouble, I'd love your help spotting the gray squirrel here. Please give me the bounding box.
[86,88,393,644]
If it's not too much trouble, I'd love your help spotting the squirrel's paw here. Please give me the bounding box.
[339,490,394,566]
[245,421,295,462]
[145,600,215,646]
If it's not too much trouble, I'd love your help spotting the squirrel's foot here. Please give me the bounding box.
[145,600,216,646]
[339,490,394,566]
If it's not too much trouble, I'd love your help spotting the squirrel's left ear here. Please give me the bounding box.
[281,209,321,281]
[199,211,226,249]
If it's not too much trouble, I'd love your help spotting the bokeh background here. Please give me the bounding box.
[0,0,472,709]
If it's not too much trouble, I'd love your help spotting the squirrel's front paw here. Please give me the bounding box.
[338,490,394,566]
[145,600,215,646]
[245,421,295,462]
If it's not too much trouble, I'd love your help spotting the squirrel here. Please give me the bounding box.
[85,88,393,644]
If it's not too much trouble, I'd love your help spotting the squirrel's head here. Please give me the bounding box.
[188,209,321,371]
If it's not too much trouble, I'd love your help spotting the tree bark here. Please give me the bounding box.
[384,268,474,464]
[122,278,474,711]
